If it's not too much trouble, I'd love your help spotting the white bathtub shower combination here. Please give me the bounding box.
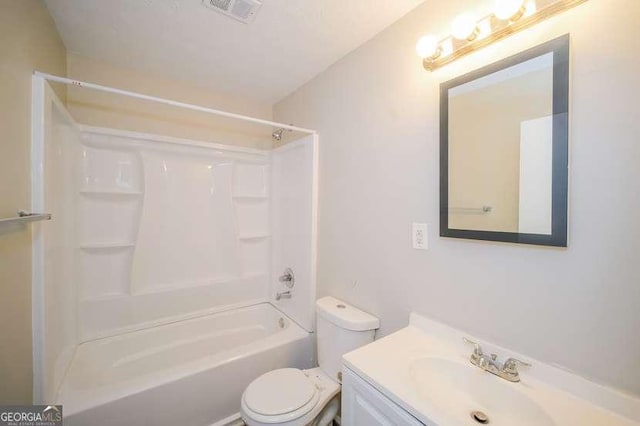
[60,304,311,425]
[31,76,318,425]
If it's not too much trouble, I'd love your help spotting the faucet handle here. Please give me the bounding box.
[462,337,483,356]
[502,357,531,374]
[279,267,295,288]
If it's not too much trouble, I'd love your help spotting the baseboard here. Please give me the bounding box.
[209,413,243,426]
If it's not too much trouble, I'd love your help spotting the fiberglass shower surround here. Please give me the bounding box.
[31,73,318,425]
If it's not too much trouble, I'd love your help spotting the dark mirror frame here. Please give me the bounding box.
[440,34,569,247]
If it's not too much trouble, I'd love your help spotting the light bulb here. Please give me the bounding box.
[494,0,526,20]
[477,17,492,40]
[525,0,537,16]
[416,34,440,59]
[451,13,478,41]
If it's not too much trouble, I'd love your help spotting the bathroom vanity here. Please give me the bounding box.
[341,313,640,426]
[342,367,423,425]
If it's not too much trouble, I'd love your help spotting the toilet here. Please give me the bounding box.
[241,297,379,426]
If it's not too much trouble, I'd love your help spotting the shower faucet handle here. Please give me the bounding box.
[279,268,295,288]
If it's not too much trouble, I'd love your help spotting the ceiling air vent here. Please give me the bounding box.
[202,0,262,24]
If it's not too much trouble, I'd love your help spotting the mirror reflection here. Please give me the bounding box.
[448,53,553,235]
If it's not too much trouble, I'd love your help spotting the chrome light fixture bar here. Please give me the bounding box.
[417,0,588,71]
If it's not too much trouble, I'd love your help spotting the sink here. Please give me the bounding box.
[343,314,640,426]
[409,357,555,426]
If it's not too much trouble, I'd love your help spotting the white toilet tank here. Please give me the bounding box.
[315,297,379,383]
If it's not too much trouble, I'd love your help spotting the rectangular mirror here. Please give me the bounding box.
[440,35,569,247]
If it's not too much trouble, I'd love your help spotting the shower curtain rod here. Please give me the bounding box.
[34,71,316,135]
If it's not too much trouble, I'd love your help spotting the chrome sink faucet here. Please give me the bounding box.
[463,337,531,382]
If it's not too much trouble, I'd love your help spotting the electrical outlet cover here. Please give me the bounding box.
[412,223,428,250]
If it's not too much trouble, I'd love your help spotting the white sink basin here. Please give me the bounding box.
[410,357,555,426]
[342,313,640,426]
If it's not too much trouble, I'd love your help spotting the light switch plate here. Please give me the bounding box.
[412,223,428,250]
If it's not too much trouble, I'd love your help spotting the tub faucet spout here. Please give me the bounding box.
[275,290,291,301]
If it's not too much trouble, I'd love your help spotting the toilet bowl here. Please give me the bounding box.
[241,297,379,426]
[241,367,339,426]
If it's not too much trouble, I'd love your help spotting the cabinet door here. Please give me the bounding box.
[341,367,424,426]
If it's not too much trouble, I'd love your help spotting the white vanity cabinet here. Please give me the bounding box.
[341,367,424,426]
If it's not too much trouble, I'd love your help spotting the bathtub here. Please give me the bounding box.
[58,303,313,426]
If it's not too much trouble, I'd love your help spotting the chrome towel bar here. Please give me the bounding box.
[448,206,492,214]
[0,210,52,227]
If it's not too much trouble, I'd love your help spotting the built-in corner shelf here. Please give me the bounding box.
[238,233,271,241]
[80,242,136,250]
[232,194,268,201]
[80,189,143,196]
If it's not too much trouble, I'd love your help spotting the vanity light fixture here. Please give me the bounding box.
[417,0,587,71]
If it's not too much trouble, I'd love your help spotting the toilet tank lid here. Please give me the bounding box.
[316,297,379,331]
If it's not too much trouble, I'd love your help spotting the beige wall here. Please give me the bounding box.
[67,53,274,149]
[275,0,640,395]
[0,0,67,404]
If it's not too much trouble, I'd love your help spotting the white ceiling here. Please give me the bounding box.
[45,0,425,104]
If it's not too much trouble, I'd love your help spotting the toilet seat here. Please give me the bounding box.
[242,368,321,423]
